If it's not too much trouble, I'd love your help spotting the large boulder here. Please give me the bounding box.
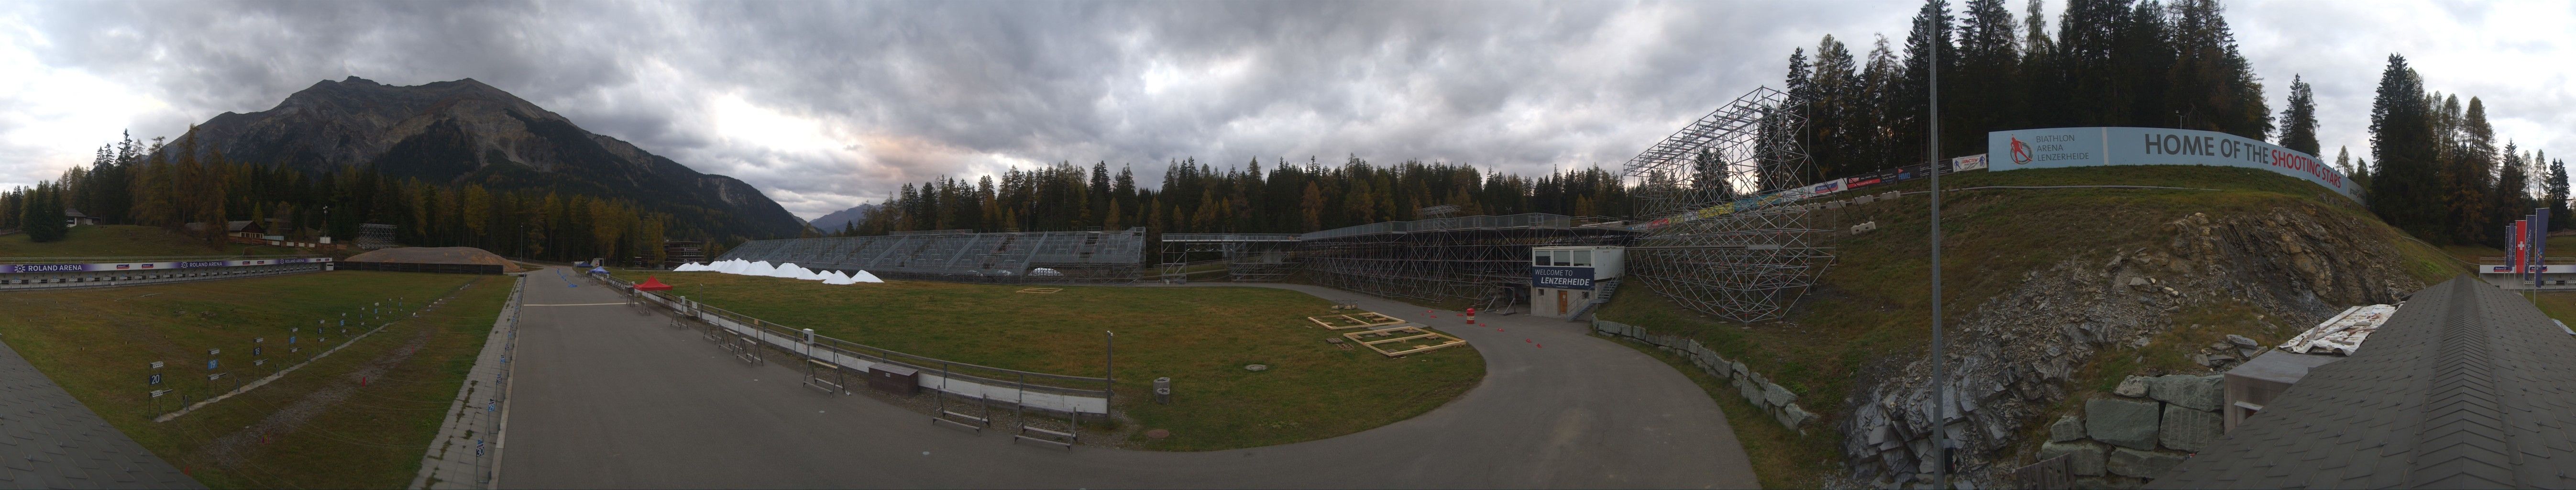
[1776,402,1815,430]
[2037,439,2110,477]
[2114,376,2152,397]
[2159,404,2223,452]
[2085,398,2162,450]
[1736,378,1767,408]
[2048,414,2086,442]
[2148,375,2224,412]
[2108,447,2187,478]
[1763,382,1797,409]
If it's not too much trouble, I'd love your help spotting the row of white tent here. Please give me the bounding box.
[672,259,885,285]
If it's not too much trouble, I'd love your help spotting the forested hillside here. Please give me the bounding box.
[835,158,1630,236]
[0,133,679,264]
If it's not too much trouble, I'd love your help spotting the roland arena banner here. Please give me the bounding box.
[1988,127,2356,201]
[0,257,331,274]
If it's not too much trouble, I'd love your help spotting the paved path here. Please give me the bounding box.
[0,337,199,489]
[500,267,1757,489]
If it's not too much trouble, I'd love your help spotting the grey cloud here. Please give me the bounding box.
[16,1,2559,219]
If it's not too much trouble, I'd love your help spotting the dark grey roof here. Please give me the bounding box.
[2149,276,2576,489]
[0,338,200,489]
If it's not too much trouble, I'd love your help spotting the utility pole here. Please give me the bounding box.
[1926,11,1949,490]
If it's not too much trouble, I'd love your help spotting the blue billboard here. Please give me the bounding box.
[1532,266,1594,290]
[1988,127,2356,201]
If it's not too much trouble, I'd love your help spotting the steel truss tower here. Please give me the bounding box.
[1620,87,1833,323]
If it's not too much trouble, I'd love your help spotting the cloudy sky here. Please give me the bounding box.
[2,1,2569,219]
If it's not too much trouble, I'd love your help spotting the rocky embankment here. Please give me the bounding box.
[1840,204,2425,488]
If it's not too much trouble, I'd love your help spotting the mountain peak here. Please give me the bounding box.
[157,77,805,240]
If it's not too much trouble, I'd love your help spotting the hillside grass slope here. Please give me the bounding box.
[1596,165,2461,485]
[0,224,314,258]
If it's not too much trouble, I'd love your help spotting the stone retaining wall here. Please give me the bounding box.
[1594,320,1816,431]
[2033,374,2219,486]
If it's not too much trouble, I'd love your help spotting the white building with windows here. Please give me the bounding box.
[1530,245,1625,318]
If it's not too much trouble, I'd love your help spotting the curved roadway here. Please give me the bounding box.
[498,267,1757,488]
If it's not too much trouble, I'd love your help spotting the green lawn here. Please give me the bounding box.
[0,271,507,489]
[0,224,312,258]
[1595,165,2460,485]
[610,270,1484,451]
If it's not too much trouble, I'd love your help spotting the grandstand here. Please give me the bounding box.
[1296,213,1635,309]
[716,227,1148,283]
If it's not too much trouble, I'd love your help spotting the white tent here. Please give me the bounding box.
[853,270,884,283]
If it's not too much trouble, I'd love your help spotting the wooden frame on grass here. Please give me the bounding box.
[1342,326,1468,357]
[1306,312,1407,330]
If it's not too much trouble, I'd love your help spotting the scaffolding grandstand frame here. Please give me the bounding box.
[1297,213,1634,309]
[1619,86,1833,323]
[1156,234,1303,282]
[716,227,1148,284]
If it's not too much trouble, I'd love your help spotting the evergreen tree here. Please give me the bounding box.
[2278,75,2320,155]
[2367,54,2441,241]
[1898,0,1957,162]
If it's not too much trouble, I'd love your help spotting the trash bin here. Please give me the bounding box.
[1153,377,1173,404]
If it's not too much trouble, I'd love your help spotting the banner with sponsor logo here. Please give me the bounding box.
[1,257,331,275]
[1532,266,1595,290]
[1988,127,2356,201]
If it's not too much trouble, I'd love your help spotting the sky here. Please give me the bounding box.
[1,1,2569,220]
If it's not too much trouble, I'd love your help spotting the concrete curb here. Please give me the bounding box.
[407,274,526,490]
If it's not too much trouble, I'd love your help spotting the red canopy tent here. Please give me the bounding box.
[634,276,674,291]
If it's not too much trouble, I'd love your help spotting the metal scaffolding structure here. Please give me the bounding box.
[1298,213,1634,309]
[1156,234,1303,282]
[357,223,398,249]
[1620,87,1833,323]
[718,228,1148,284]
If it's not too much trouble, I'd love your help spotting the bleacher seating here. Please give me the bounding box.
[716,228,1147,283]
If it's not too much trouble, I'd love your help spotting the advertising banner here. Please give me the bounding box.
[2,257,328,275]
[1988,127,2356,200]
[1532,266,1595,290]
[1809,178,1846,196]
[6,263,89,273]
[1951,154,1988,172]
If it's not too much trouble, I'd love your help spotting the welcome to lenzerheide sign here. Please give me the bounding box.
[1987,127,2356,201]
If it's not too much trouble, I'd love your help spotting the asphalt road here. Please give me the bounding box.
[498,267,1758,489]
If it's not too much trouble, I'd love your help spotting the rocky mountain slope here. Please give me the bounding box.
[808,203,879,232]
[158,77,804,240]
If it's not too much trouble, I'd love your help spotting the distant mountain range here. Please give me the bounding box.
[808,203,879,232]
[156,77,806,240]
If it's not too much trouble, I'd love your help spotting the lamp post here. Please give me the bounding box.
[1925,11,1949,490]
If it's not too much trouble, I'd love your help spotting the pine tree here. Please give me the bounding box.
[2367,54,2441,241]
[2278,75,2320,155]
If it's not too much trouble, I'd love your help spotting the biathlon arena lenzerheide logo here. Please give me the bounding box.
[2010,135,2033,165]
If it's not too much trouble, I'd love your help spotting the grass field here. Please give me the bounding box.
[0,270,508,489]
[0,224,313,258]
[609,270,1484,451]
[1595,165,2462,485]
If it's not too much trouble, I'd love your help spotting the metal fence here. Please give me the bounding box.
[597,274,1114,415]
